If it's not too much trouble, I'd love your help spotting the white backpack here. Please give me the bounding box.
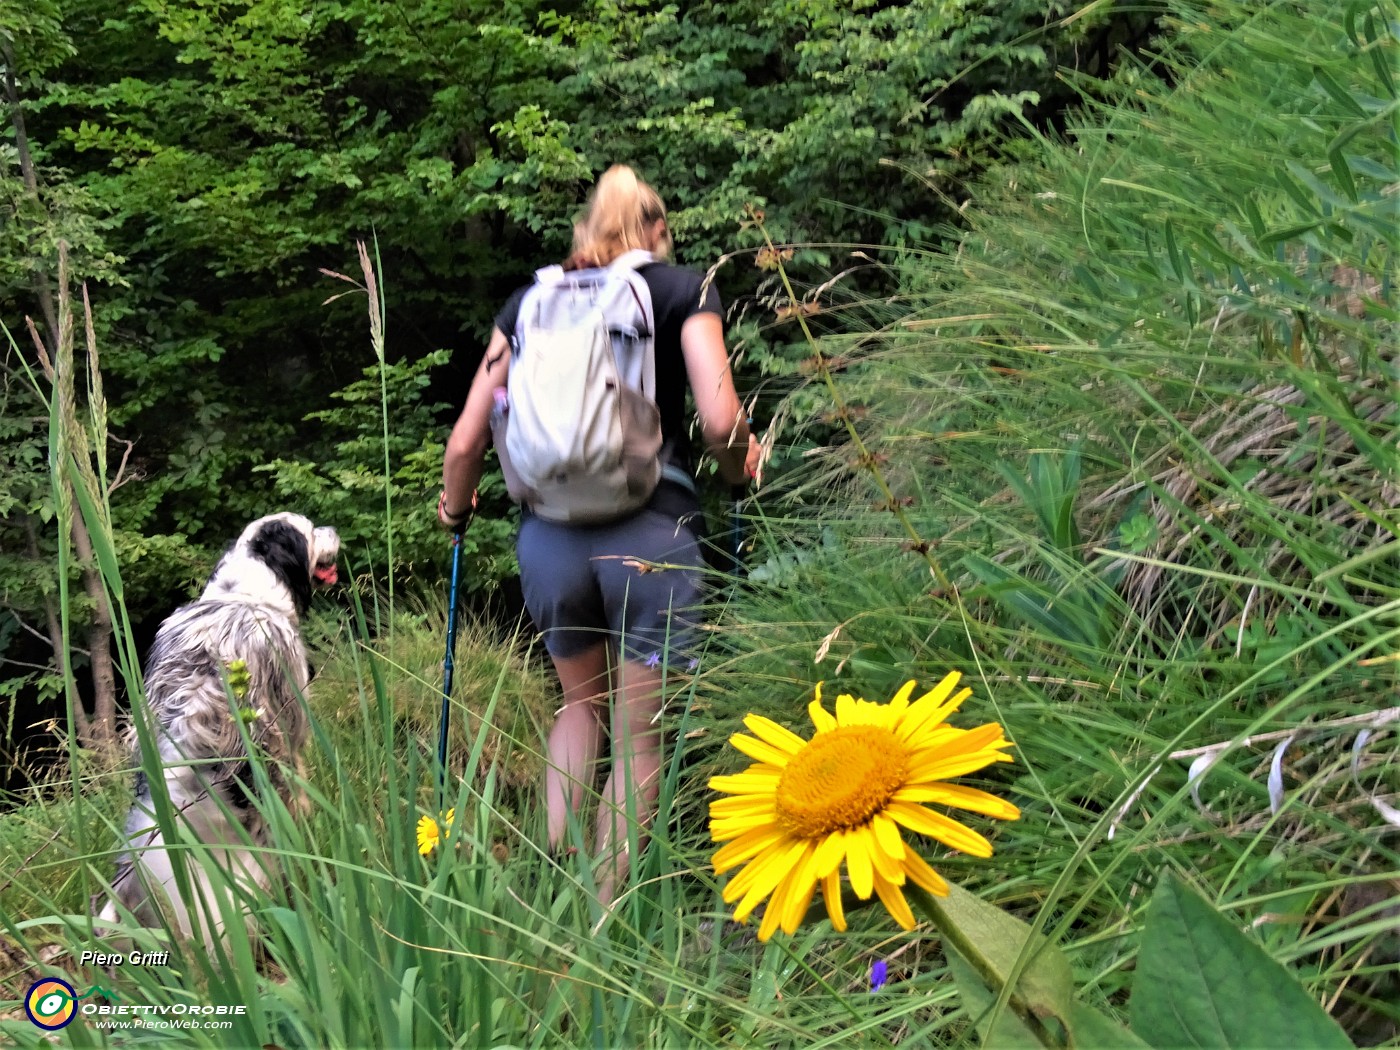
[492,249,674,524]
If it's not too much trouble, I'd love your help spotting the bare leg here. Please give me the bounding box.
[595,656,665,905]
[544,643,610,851]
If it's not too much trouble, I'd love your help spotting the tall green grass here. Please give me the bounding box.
[3,0,1397,1046]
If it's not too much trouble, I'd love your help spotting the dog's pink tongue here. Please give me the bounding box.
[314,564,339,586]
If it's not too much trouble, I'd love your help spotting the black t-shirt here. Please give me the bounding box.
[493,261,722,480]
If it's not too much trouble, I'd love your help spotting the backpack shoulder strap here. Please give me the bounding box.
[514,265,570,355]
[605,249,656,335]
[607,255,656,396]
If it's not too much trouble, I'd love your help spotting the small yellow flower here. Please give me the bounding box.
[417,809,455,856]
[708,673,1019,941]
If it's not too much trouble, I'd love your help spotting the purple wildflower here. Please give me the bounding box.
[644,651,661,669]
[870,959,888,992]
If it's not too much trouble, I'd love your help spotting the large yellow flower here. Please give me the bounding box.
[708,673,1019,941]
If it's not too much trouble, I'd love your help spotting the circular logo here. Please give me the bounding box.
[25,978,78,1030]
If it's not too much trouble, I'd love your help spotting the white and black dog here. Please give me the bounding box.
[97,513,340,951]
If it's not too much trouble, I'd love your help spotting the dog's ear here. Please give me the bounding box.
[248,520,313,615]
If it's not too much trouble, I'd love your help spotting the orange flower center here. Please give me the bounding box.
[775,725,908,838]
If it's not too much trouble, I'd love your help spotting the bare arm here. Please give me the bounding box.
[681,312,759,486]
[440,327,512,526]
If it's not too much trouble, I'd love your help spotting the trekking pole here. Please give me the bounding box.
[438,523,465,811]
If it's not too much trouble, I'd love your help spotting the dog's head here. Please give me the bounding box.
[207,513,341,617]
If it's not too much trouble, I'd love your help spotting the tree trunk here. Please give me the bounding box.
[72,519,119,751]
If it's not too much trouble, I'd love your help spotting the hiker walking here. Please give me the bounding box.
[439,164,759,904]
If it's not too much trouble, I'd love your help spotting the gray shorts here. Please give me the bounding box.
[517,508,705,664]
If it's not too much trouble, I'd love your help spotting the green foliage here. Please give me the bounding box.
[256,347,518,593]
[549,0,1122,256]
[0,0,75,76]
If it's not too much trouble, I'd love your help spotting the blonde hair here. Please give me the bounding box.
[568,165,671,269]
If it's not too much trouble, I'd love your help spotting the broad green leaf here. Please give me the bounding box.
[912,883,1075,1034]
[1067,1002,1153,1050]
[1130,874,1354,1050]
[945,944,1044,1049]
[936,889,1150,1050]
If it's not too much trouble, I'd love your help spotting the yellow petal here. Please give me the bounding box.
[892,783,1020,821]
[900,671,960,719]
[709,796,779,817]
[845,830,875,899]
[416,816,440,855]
[900,694,971,745]
[923,671,963,704]
[834,692,859,723]
[713,826,789,873]
[886,801,993,857]
[920,722,1011,759]
[729,733,795,768]
[812,828,848,878]
[901,849,950,896]
[733,839,809,922]
[901,724,958,753]
[808,698,837,733]
[743,714,808,754]
[905,748,1012,786]
[887,680,918,718]
[757,894,784,942]
[898,681,971,743]
[709,771,781,794]
[870,811,907,865]
[858,698,895,727]
[722,841,792,902]
[778,845,820,936]
[873,870,917,931]
[822,870,847,932]
[834,694,889,727]
[904,725,1014,781]
[711,815,779,840]
[868,830,907,885]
